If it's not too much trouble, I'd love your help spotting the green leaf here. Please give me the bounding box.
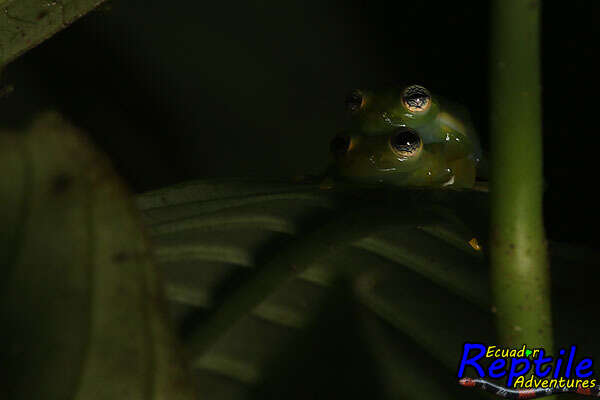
[138,180,495,399]
[0,0,107,68]
[0,113,196,399]
[138,177,600,399]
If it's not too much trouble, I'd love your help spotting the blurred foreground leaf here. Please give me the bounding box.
[137,179,600,399]
[138,180,492,400]
[0,113,197,399]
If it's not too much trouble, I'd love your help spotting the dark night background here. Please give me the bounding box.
[0,1,598,397]
[1,0,598,245]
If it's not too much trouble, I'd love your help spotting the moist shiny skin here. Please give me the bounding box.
[331,85,484,188]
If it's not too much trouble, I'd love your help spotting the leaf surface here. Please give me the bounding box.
[0,113,197,400]
[0,0,106,68]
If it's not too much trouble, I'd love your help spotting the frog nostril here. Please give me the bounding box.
[345,90,364,112]
[390,128,422,158]
[330,136,351,155]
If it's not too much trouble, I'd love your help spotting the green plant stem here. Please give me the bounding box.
[489,0,552,348]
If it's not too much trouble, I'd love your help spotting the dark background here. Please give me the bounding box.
[0,0,597,244]
[0,2,598,397]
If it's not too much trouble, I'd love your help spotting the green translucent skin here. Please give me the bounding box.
[330,85,484,188]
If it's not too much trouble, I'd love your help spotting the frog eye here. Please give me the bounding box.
[389,128,423,158]
[345,90,365,112]
[402,85,432,113]
[330,136,352,155]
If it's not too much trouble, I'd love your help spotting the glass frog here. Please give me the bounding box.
[329,85,485,188]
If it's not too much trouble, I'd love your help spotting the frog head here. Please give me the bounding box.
[344,85,441,135]
[330,84,480,188]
